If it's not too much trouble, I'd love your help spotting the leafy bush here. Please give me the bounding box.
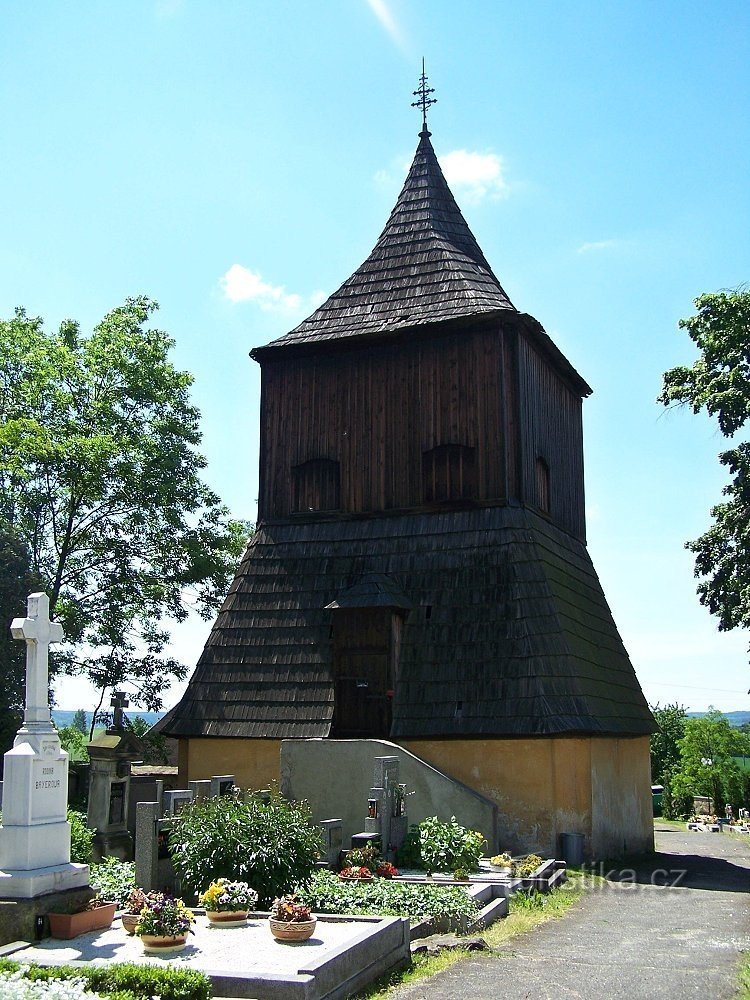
[0,960,211,1000]
[57,725,89,762]
[297,869,479,923]
[89,858,136,906]
[67,808,94,864]
[168,788,322,905]
[515,854,543,877]
[396,816,486,873]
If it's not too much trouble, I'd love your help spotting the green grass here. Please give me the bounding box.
[351,874,587,998]
[738,953,750,998]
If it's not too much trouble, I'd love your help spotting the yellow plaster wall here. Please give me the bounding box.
[591,735,653,856]
[179,738,282,790]
[404,735,652,858]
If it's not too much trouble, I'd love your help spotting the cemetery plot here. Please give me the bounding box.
[5,911,411,1000]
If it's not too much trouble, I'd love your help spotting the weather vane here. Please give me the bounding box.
[411,58,436,133]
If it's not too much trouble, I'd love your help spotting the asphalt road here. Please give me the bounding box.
[392,823,750,999]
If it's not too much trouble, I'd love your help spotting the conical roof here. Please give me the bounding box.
[257,129,515,352]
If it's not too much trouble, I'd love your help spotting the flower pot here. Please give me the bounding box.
[140,933,188,953]
[48,903,117,940]
[338,873,373,882]
[121,913,140,935]
[205,910,249,926]
[269,917,317,942]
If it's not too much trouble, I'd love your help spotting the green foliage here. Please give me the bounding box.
[659,289,750,645]
[0,299,248,714]
[0,527,41,760]
[57,724,89,762]
[72,708,88,734]
[89,857,136,906]
[0,958,211,1000]
[514,854,544,877]
[670,709,750,811]
[67,807,94,864]
[124,714,169,764]
[397,816,486,873]
[649,703,687,785]
[168,789,322,906]
[297,869,479,923]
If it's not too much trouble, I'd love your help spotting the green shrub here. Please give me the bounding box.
[0,959,211,1000]
[67,807,94,864]
[89,857,136,905]
[397,816,486,873]
[168,788,322,905]
[297,869,479,923]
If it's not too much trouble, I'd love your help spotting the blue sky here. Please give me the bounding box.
[2,1,749,713]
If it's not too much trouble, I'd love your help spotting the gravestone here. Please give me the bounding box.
[362,756,409,860]
[86,691,142,861]
[0,593,89,898]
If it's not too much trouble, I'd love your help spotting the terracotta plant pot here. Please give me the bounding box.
[121,913,140,935]
[269,917,317,942]
[139,933,188,953]
[48,902,117,940]
[205,910,249,926]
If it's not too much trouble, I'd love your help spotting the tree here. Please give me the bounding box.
[72,708,88,735]
[649,702,687,785]
[659,288,750,646]
[0,527,41,760]
[671,709,750,812]
[0,297,247,720]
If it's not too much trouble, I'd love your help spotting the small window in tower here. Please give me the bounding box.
[422,444,477,503]
[292,458,341,513]
[536,457,550,514]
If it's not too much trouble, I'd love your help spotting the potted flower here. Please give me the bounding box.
[134,893,195,953]
[199,878,258,926]
[375,861,399,879]
[489,852,513,874]
[121,888,150,935]
[48,895,117,940]
[338,865,374,881]
[269,894,317,942]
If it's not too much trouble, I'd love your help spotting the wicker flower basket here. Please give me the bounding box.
[269,916,317,942]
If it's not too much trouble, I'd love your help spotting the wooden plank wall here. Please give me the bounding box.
[516,333,586,540]
[258,327,508,518]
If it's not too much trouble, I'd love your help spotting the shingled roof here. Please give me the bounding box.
[254,128,515,353]
[161,506,655,741]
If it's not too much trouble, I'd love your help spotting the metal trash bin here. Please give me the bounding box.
[559,832,585,866]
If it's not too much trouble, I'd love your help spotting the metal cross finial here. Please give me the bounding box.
[411,58,436,134]
[111,690,129,729]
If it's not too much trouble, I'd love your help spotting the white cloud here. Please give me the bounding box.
[577,239,620,254]
[155,0,183,18]
[366,0,407,51]
[220,265,302,311]
[438,150,509,204]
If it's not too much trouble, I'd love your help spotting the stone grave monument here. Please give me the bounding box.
[0,593,90,902]
[86,691,142,861]
[362,756,409,860]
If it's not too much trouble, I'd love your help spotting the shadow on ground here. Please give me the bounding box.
[587,851,750,893]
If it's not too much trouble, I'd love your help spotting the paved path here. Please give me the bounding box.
[392,824,750,999]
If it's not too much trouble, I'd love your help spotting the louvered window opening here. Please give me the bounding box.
[292,458,341,513]
[422,444,477,503]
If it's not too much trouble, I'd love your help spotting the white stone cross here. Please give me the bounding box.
[11,592,64,727]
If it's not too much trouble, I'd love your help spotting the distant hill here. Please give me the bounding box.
[52,709,164,730]
[687,710,750,727]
